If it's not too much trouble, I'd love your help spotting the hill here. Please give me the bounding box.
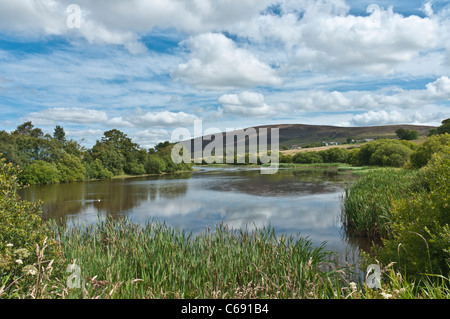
[182,123,435,155]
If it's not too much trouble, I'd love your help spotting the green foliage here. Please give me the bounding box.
[279,153,293,163]
[410,133,450,168]
[293,152,324,164]
[0,156,60,293]
[437,118,450,135]
[56,153,86,183]
[395,128,419,140]
[84,159,114,180]
[53,125,66,144]
[319,147,349,163]
[347,148,360,165]
[145,155,167,174]
[125,162,146,176]
[342,168,423,239]
[374,151,450,276]
[357,139,414,167]
[20,161,60,185]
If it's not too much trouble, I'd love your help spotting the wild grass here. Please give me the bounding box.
[54,217,337,299]
[2,217,448,299]
[341,168,422,240]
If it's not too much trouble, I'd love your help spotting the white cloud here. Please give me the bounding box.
[284,76,450,112]
[22,107,199,128]
[24,108,109,125]
[218,91,275,117]
[426,76,450,98]
[172,33,282,90]
[349,108,447,126]
[127,110,200,127]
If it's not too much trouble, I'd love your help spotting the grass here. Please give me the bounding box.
[54,217,337,299]
[341,168,423,240]
[1,217,448,299]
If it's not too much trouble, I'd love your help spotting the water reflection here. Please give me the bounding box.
[19,166,364,265]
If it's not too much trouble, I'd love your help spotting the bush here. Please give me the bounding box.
[0,157,60,295]
[279,154,293,163]
[374,151,450,276]
[84,159,113,180]
[146,155,167,174]
[293,152,323,164]
[20,160,59,185]
[410,133,450,168]
[56,153,86,183]
[319,148,349,163]
[125,162,146,176]
[396,128,419,140]
[357,139,414,167]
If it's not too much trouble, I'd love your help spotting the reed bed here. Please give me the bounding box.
[55,217,337,299]
[341,168,422,240]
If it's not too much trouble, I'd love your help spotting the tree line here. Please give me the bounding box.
[0,122,192,185]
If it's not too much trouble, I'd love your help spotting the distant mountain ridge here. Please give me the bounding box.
[182,123,435,153]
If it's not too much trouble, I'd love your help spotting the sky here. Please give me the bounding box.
[0,0,449,149]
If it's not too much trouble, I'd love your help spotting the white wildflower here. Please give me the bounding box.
[6,243,13,247]
[15,259,23,265]
[381,292,392,299]
[23,265,38,276]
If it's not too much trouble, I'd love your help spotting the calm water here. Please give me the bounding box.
[19,166,365,265]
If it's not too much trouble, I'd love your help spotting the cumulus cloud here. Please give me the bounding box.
[127,110,200,127]
[0,0,271,54]
[172,33,282,90]
[23,107,199,128]
[286,76,450,112]
[24,108,109,125]
[218,91,275,117]
[349,109,446,126]
[131,128,170,148]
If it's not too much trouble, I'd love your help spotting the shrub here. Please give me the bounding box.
[146,155,167,174]
[20,160,59,185]
[410,133,450,168]
[56,153,86,183]
[321,148,349,163]
[84,159,113,180]
[0,156,60,295]
[374,151,450,276]
[293,152,323,164]
[357,139,414,167]
[125,162,146,176]
[279,154,293,163]
[396,128,419,140]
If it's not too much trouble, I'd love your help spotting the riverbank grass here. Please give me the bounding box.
[56,218,335,299]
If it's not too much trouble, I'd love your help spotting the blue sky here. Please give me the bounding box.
[0,0,449,148]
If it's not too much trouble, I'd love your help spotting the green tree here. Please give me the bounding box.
[357,139,415,167]
[145,155,167,174]
[437,118,450,135]
[20,161,60,185]
[13,121,43,138]
[293,152,323,164]
[84,159,113,180]
[91,140,126,176]
[56,153,86,183]
[53,125,66,144]
[396,128,419,140]
[410,133,450,168]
